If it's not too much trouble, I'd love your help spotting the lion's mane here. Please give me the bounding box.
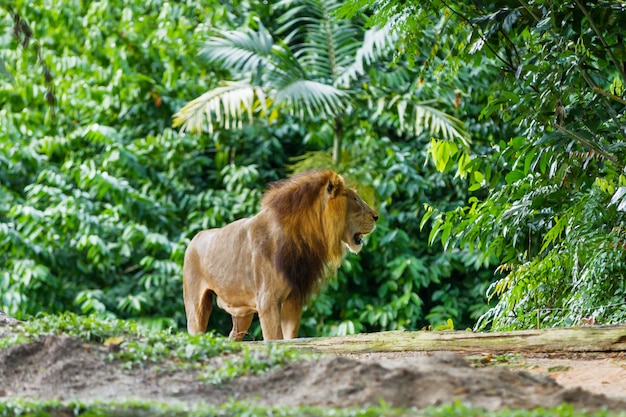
[262,169,347,303]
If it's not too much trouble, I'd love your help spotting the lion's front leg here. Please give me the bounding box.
[258,302,284,340]
[280,298,303,339]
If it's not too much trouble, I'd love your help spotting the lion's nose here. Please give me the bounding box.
[373,213,379,222]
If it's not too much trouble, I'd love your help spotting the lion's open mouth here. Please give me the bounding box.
[354,233,363,245]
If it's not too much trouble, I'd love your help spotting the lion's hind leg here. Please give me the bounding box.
[229,314,254,341]
[184,286,214,334]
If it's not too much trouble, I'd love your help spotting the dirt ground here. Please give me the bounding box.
[1,333,626,411]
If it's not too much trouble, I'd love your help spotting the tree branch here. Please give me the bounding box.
[593,86,626,106]
[552,123,617,163]
[517,0,541,23]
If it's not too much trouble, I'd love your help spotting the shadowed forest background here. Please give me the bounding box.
[1,0,625,339]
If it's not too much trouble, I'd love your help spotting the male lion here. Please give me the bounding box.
[183,169,378,340]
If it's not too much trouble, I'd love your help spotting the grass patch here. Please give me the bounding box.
[1,399,625,417]
[0,313,310,382]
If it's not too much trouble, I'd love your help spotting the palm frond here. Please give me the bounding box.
[275,0,341,32]
[275,0,362,82]
[300,23,361,78]
[275,79,348,119]
[336,23,397,87]
[287,150,334,173]
[200,19,274,74]
[381,98,471,147]
[268,41,308,81]
[172,82,267,134]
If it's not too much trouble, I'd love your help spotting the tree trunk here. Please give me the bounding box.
[332,117,343,166]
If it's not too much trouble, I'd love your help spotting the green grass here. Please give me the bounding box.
[1,399,625,417]
[0,312,309,382]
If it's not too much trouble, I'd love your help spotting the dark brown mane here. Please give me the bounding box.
[262,169,346,303]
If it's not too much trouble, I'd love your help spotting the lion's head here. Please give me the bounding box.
[341,187,378,253]
[262,169,378,303]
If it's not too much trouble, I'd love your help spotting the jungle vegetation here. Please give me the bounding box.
[1,0,625,336]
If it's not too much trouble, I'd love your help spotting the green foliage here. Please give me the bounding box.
[1,0,496,337]
[1,399,626,417]
[173,0,471,163]
[302,131,495,335]
[4,313,242,362]
[0,1,270,332]
[460,2,626,330]
[19,312,142,343]
[172,0,495,337]
[198,342,309,384]
[0,399,406,417]
[4,313,305,383]
[350,1,626,329]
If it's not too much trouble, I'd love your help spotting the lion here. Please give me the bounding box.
[183,169,378,340]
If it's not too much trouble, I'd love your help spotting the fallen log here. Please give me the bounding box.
[0,310,22,327]
[282,326,626,354]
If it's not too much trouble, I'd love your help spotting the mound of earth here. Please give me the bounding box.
[1,335,625,411]
[233,353,622,410]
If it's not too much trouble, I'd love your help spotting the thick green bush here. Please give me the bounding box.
[1,0,496,336]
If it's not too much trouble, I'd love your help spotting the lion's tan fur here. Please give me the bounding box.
[183,169,378,340]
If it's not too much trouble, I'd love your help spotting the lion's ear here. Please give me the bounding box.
[326,174,344,197]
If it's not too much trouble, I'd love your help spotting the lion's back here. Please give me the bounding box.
[185,216,277,285]
[188,217,251,259]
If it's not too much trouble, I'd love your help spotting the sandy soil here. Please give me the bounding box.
[522,354,626,400]
[1,334,626,411]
